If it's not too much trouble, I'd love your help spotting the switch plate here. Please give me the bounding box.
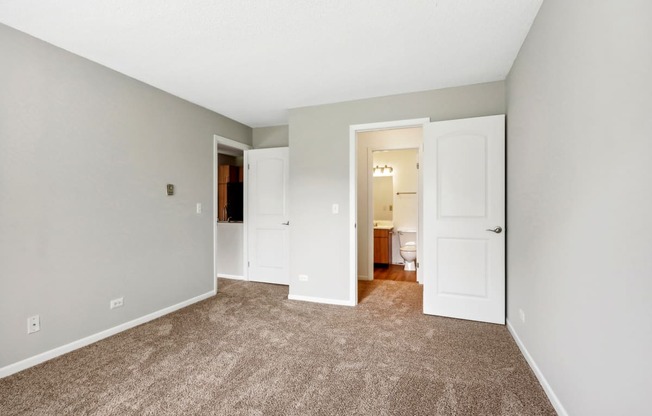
[196,203,202,214]
[298,274,309,282]
[519,308,525,323]
[27,315,40,334]
[110,297,124,309]
[332,204,339,214]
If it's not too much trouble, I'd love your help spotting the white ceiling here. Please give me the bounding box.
[0,0,542,127]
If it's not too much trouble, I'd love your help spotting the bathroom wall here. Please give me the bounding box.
[373,149,419,264]
[356,128,422,279]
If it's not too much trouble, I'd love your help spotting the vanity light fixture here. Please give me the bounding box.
[373,164,394,176]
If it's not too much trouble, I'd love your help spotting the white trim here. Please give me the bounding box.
[213,136,218,292]
[507,320,568,416]
[358,275,371,281]
[0,290,215,379]
[348,125,358,306]
[214,135,253,151]
[417,142,423,284]
[242,150,249,281]
[217,273,246,281]
[288,294,355,307]
[349,118,429,306]
[366,147,374,280]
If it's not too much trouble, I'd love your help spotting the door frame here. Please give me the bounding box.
[348,118,430,305]
[214,134,252,292]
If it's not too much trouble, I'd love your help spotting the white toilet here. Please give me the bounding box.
[398,229,417,271]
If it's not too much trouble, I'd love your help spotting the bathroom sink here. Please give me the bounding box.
[373,220,394,230]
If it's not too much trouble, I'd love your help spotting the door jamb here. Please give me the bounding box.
[348,118,430,305]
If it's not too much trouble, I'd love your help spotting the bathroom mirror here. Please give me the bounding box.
[373,176,393,221]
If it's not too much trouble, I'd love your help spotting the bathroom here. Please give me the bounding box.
[371,148,419,281]
[356,126,422,295]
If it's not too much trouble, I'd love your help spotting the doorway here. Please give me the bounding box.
[214,135,252,289]
[349,116,506,324]
[349,118,429,306]
[371,148,420,285]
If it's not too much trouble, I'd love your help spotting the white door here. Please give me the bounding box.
[247,147,290,285]
[422,115,505,324]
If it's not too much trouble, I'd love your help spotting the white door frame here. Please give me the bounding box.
[214,135,252,292]
[349,118,430,305]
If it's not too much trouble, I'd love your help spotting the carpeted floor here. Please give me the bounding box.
[0,279,555,415]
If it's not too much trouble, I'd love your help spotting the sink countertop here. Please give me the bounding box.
[373,221,394,230]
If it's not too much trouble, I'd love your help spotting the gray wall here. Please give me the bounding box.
[252,125,289,148]
[0,24,251,368]
[506,1,652,414]
[288,82,505,302]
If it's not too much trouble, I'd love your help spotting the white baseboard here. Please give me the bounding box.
[357,275,372,281]
[0,290,216,379]
[288,294,355,307]
[217,273,246,281]
[507,319,568,416]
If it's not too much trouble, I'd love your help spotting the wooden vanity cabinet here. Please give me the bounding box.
[373,228,393,265]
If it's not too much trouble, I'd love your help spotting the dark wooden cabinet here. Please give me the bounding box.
[373,228,393,265]
[218,165,243,221]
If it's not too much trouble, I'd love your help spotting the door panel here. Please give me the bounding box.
[438,134,487,218]
[422,115,505,324]
[437,238,487,297]
[248,147,289,285]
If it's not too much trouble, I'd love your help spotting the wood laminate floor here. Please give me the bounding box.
[373,264,417,282]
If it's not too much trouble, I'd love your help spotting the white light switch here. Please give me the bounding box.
[332,204,339,214]
[196,203,202,214]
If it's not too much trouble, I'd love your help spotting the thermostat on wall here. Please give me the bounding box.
[166,184,174,196]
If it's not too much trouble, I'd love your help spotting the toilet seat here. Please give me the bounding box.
[400,245,416,252]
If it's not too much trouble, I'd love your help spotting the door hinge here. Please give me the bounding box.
[416,162,420,169]
[247,164,250,170]
[416,261,419,268]
[247,261,250,267]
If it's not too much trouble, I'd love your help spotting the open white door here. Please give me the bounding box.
[247,147,290,285]
[422,115,505,324]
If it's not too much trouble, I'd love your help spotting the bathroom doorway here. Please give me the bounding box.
[350,116,506,323]
[354,124,424,302]
[371,148,419,283]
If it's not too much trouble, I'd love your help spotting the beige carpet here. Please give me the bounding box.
[0,279,555,415]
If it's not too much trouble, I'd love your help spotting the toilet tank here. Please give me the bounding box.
[397,228,417,248]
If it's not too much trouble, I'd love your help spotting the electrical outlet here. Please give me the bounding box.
[196,203,202,214]
[298,274,309,282]
[27,315,40,334]
[519,308,525,324]
[110,297,124,309]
